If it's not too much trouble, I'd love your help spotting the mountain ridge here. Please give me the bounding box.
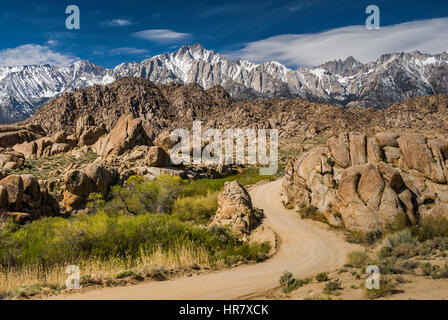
[1,43,448,123]
[21,77,448,141]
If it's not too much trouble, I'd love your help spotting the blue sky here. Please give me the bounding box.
[0,0,447,68]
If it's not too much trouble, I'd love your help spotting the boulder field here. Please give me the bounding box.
[282,132,448,232]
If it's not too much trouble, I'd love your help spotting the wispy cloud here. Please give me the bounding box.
[132,29,191,43]
[102,19,132,27]
[227,17,448,67]
[0,44,78,67]
[95,47,149,56]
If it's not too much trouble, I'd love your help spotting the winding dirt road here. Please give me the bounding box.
[56,179,356,300]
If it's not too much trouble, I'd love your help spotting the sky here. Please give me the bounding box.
[0,0,447,69]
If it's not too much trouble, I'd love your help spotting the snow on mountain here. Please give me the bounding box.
[0,43,447,123]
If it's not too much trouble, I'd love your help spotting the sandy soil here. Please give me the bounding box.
[52,179,357,300]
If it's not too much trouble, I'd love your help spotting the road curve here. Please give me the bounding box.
[55,179,356,300]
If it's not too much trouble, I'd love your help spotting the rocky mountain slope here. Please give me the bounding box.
[1,44,447,123]
[21,77,448,140]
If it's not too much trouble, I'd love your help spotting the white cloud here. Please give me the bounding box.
[132,29,191,43]
[103,19,132,27]
[227,17,448,67]
[0,44,78,67]
[109,47,149,55]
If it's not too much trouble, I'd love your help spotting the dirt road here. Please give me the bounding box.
[56,179,356,300]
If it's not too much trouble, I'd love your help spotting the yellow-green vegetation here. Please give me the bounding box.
[279,271,312,293]
[172,192,218,225]
[345,230,383,245]
[363,277,397,299]
[298,206,327,223]
[346,251,369,268]
[323,279,342,295]
[0,171,275,297]
[315,272,329,282]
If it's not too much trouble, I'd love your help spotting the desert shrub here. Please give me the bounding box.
[420,262,433,276]
[420,262,448,279]
[414,217,448,242]
[363,277,397,299]
[346,251,369,268]
[220,242,271,265]
[315,272,329,282]
[298,206,327,223]
[432,263,448,279]
[374,256,405,275]
[345,230,382,245]
[279,271,304,293]
[383,229,416,250]
[323,279,342,295]
[401,260,419,270]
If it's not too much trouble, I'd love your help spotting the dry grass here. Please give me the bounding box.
[0,243,216,295]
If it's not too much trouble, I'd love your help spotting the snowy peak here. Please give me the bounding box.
[0,43,447,124]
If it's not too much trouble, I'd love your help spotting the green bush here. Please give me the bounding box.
[0,212,248,269]
[345,230,383,245]
[298,206,327,223]
[414,216,448,242]
[102,175,184,216]
[172,192,218,225]
[315,272,329,282]
[383,229,416,249]
[323,279,342,295]
[181,168,275,198]
[364,277,396,299]
[279,271,304,293]
[220,242,271,265]
[346,251,369,268]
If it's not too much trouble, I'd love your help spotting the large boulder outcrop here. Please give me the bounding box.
[76,115,108,147]
[62,164,118,211]
[13,130,75,158]
[0,125,46,148]
[283,131,448,232]
[93,114,153,160]
[209,181,257,240]
[0,174,60,223]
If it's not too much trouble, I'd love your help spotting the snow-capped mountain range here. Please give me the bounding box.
[1,43,447,124]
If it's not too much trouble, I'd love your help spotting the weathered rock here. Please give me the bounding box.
[84,164,117,195]
[79,125,108,146]
[0,151,25,170]
[93,114,153,159]
[62,191,86,212]
[398,134,446,183]
[0,175,23,210]
[0,125,45,148]
[65,170,96,197]
[349,132,367,166]
[281,131,448,232]
[327,133,350,168]
[146,146,171,168]
[367,137,383,164]
[383,146,400,163]
[51,131,67,143]
[375,132,400,148]
[210,181,257,240]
